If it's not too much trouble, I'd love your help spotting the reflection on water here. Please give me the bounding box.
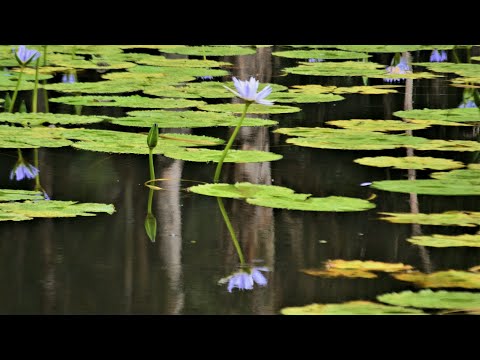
[1,46,480,314]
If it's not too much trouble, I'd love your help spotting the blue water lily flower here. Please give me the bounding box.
[251,267,268,286]
[14,45,41,67]
[384,54,411,83]
[430,49,448,62]
[220,266,269,293]
[62,73,76,83]
[458,100,477,108]
[198,75,214,80]
[10,161,39,181]
[223,77,274,105]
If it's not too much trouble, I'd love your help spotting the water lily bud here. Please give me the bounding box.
[144,212,157,242]
[147,123,159,149]
[19,100,27,113]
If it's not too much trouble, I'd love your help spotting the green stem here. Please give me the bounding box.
[42,46,49,113]
[216,197,245,265]
[213,102,250,183]
[148,149,156,181]
[32,58,40,113]
[33,148,41,189]
[17,148,23,160]
[147,188,154,212]
[8,67,24,113]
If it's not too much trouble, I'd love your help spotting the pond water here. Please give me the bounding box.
[1,45,480,314]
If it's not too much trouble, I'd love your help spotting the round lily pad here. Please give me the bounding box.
[281,301,425,315]
[354,156,464,170]
[377,289,480,309]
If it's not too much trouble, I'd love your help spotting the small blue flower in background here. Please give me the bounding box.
[219,266,269,293]
[10,161,39,181]
[62,73,76,83]
[223,77,274,105]
[458,100,477,108]
[384,54,411,83]
[198,75,214,80]
[430,49,448,62]
[14,45,41,66]
[308,58,324,63]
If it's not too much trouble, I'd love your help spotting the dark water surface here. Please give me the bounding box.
[1,46,480,314]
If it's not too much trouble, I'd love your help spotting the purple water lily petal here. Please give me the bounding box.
[224,76,274,105]
[251,268,268,286]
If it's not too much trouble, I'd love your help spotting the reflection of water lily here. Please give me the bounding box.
[430,49,447,62]
[198,75,214,80]
[384,55,411,83]
[10,160,39,181]
[308,58,324,63]
[14,45,41,66]
[62,73,75,83]
[458,100,477,108]
[219,266,269,293]
[223,77,274,105]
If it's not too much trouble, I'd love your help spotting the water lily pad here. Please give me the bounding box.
[0,200,115,221]
[407,233,480,247]
[49,95,206,109]
[0,112,110,126]
[393,270,480,289]
[198,103,301,114]
[326,119,429,132]
[48,53,136,71]
[57,128,223,155]
[44,79,146,94]
[272,49,370,60]
[291,84,400,95]
[127,65,229,79]
[269,92,345,103]
[371,179,480,196]
[280,301,425,315]
[132,53,231,68]
[301,268,378,278]
[188,182,375,212]
[412,139,480,151]
[162,148,283,163]
[0,125,73,149]
[101,70,195,84]
[326,259,414,272]
[430,168,480,180]
[394,108,480,124]
[413,62,480,78]
[0,189,43,202]
[406,119,471,126]
[112,110,277,128]
[377,289,480,309]
[379,211,480,227]
[336,45,450,53]
[159,45,256,56]
[354,156,464,170]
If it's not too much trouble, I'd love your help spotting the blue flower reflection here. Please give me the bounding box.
[458,100,477,108]
[62,73,76,83]
[10,162,39,181]
[384,55,411,83]
[430,49,448,62]
[198,75,214,80]
[220,266,269,293]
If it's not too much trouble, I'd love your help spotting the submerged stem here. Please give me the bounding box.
[216,197,245,265]
[9,67,25,113]
[213,102,251,183]
[148,149,156,181]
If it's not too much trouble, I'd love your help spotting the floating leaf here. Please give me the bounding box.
[326,119,429,132]
[127,65,229,79]
[371,179,480,196]
[412,139,480,152]
[48,54,136,70]
[336,45,450,53]
[188,182,375,212]
[0,189,43,202]
[354,156,464,170]
[44,79,146,94]
[269,92,344,103]
[413,62,480,78]
[0,112,110,126]
[0,125,73,149]
[112,110,277,128]
[132,54,231,68]
[272,49,370,60]
[158,45,257,56]
[291,84,400,95]
[379,211,480,227]
[197,103,301,114]
[325,259,413,272]
[163,148,283,163]
[407,233,480,247]
[393,270,480,289]
[394,108,480,124]
[430,168,480,180]
[49,95,206,109]
[377,289,480,309]
[101,70,195,84]
[280,301,425,315]
[301,268,377,278]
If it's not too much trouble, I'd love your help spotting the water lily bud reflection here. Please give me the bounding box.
[144,212,157,242]
[219,266,269,293]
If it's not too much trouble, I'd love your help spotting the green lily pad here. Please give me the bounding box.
[393,270,480,289]
[0,112,110,126]
[49,95,206,109]
[379,211,480,227]
[101,70,195,84]
[412,139,480,152]
[406,119,471,127]
[325,259,414,272]
[272,49,370,60]
[291,84,400,95]
[0,70,50,91]
[301,268,378,279]
[354,156,464,170]
[280,301,425,315]
[0,200,115,221]
[430,168,480,180]
[48,54,136,71]
[371,179,480,196]
[127,65,229,79]
[159,45,256,56]
[413,62,480,78]
[0,125,73,149]
[43,79,147,94]
[112,110,277,128]
[394,108,480,124]
[198,103,301,114]
[0,189,43,202]
[377,289,480,309]
[407,233,480,247]
[336,45,453,53]
[162,148,283,163]
[326,119,429,132]
[47,45,124,57]
[132,53,231,68]
[58,128,224,155]
[269,92,345,103]
[188,182,375,212]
